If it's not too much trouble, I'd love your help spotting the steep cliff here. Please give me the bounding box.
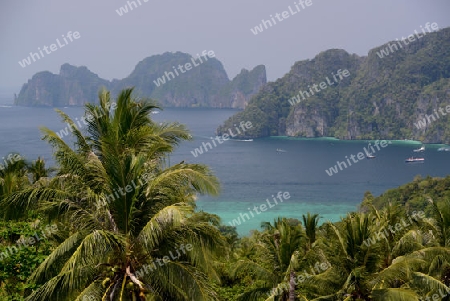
[213,65,267,108]
[15,52,266,108]
[218,27,450,143]
[15,64,110,106]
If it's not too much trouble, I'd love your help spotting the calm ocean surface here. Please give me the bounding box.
[1,104,449,235]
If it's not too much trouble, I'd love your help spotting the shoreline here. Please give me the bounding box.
[267,136,448,146]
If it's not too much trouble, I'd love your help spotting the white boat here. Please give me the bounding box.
[235,139,253,141]
[365,142,376,158]
[276,148,287,153]
[437,147,450,152]
[413,146,425,152]
[405,157,425,163]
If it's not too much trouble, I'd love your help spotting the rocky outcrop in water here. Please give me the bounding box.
[218,27,450,143]
[15,52,267,109]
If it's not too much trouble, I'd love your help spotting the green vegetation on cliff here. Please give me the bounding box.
[218,27,450,143]
[15,52,266,109]
[15,64,110,107]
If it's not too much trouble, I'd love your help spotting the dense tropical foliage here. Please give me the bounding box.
[1,89,450,300]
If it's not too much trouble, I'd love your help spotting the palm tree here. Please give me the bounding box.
[309,213,378,300]
[302,213,319,252]
[369,199,450,300]
[1,88,225,300]
[233,217,305,301]
[0,153,28,200]
[315,206,448,301]
[262,218,305,301]
[28,157,55,183]
[425,198,450,248]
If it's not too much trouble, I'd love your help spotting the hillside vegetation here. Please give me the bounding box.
[15,52,266,109]
[218,27,450,143]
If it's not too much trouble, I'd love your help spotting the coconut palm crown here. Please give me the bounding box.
[1,88,225,301]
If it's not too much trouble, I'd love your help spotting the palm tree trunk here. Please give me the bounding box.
[289,270,296,301]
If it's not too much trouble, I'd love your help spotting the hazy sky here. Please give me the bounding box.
[1,0,449,95]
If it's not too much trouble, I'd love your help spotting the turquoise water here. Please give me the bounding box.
[1,106,449,236]
[196,200,355,235]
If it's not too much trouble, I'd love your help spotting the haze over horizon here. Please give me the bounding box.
[1,0,450,97]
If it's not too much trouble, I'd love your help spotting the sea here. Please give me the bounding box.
[0,98,449,235]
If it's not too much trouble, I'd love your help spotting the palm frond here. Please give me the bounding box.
[371,288,419,301]
[137,204,193,250]
[146,163,220,197]
[410,272,450,296]
[29,231,84,284]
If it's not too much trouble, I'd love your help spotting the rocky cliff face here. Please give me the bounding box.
[218,27,450,143]
[283,49,362,138]
[412,79,450,143]
[15,52,266,109]
[230,65,267,108]
[15,64,110,107]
